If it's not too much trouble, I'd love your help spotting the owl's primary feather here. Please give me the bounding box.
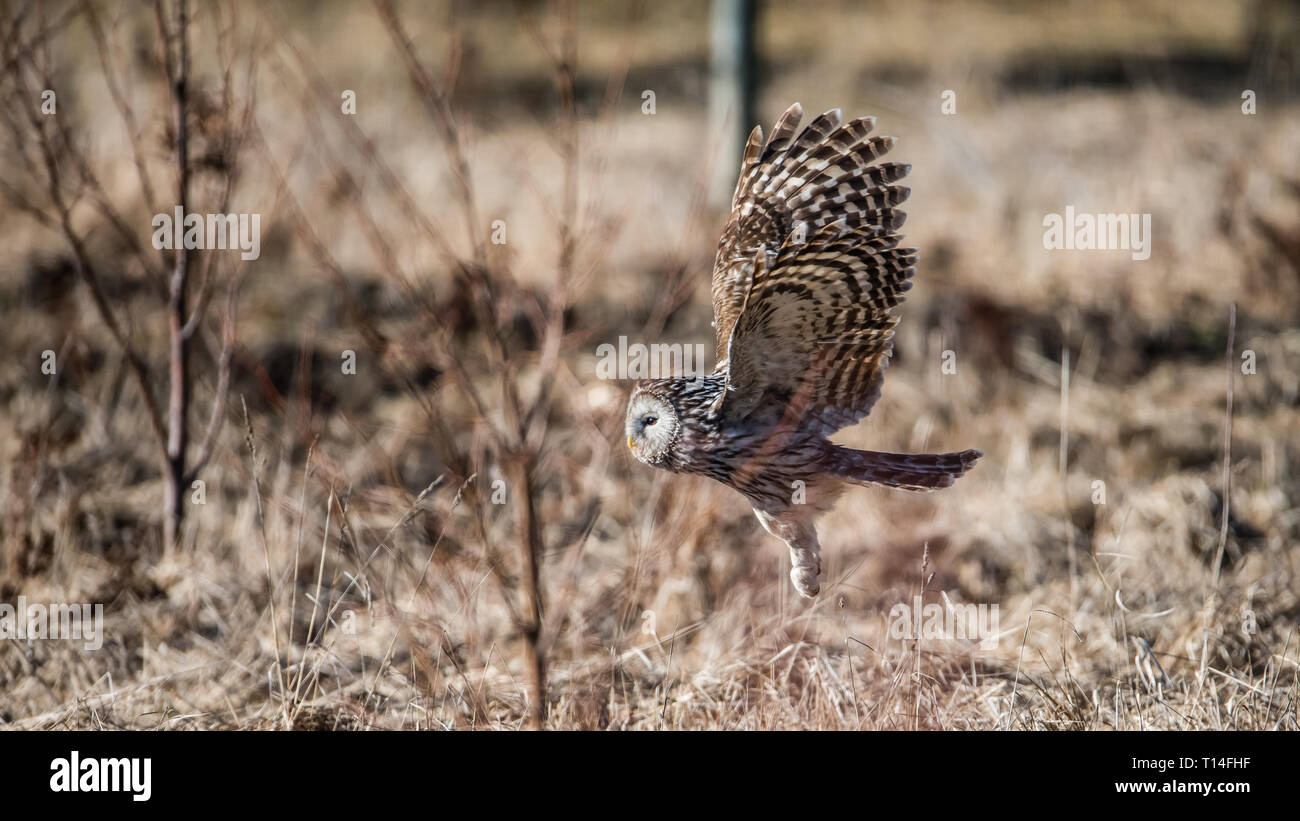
[626,103,982,599]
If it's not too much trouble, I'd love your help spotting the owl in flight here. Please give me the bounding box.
[625,103,981,599]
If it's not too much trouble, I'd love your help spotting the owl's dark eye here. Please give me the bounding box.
[643,415,658,427]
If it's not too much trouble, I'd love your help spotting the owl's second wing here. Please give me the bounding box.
[711,105,916,431]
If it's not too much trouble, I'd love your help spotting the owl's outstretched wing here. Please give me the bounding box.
[709,104,916,431]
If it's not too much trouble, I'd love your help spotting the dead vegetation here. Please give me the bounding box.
[0,0,1298,730]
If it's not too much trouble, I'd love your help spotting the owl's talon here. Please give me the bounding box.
[791,565,821,598]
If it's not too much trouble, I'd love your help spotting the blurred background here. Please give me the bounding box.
[1,0,1298,729]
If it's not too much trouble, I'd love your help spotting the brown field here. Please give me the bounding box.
[1,0,1298,730]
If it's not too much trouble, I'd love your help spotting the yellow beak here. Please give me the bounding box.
[627,436,635,451]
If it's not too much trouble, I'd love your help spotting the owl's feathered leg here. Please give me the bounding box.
[827,447,982,491]
[753,508,822,598]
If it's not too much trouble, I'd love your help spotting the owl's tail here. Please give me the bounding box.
[826,447,982,491]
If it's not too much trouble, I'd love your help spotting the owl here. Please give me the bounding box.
[625,103,981,599]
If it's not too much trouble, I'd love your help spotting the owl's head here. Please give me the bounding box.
[625,388,680,467]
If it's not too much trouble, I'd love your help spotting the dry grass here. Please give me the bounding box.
[1,0,1298,730]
